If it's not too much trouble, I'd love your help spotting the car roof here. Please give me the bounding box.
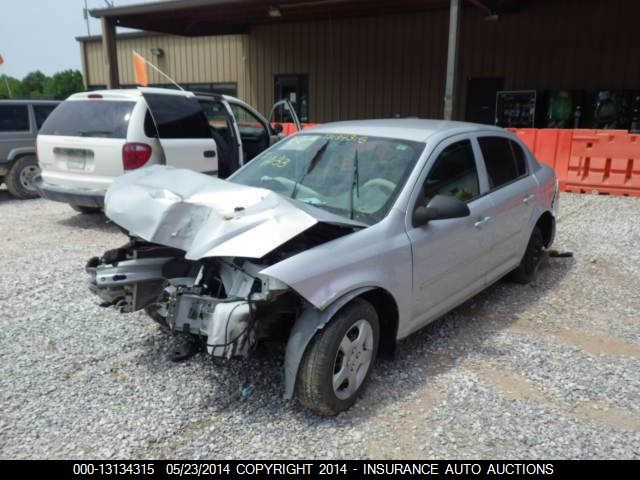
[307,119,507,142]
[67,87,243,104]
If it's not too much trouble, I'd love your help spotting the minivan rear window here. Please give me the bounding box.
[39,100,135,138]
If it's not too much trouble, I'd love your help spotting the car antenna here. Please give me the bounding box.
[132,49,184,91]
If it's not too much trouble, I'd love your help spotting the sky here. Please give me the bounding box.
[0,0,155,79]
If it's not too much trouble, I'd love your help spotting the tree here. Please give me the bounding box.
[21,70,47,97]
[43,70,84,99]
[0,75,24,98]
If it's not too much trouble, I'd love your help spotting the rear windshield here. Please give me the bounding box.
[39,100,135,138]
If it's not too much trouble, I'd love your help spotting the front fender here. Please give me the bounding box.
[283,286,374,399]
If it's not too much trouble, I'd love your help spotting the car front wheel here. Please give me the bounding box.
[296,298,379,415]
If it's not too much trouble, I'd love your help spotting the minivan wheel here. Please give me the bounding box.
[510,226,544,284]
[296,298,379,416]
[6,155,40,199]
[70,205,102,214]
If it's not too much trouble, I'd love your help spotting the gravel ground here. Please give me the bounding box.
[0,188,638,459]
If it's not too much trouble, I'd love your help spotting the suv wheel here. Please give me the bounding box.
[296,298,379,415]
[6,155,40,199]
[510,226,544,284]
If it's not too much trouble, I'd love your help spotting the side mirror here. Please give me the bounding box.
[412,194,471,227]
[272,123,284,134]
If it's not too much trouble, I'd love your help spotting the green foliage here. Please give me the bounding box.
[43,70,84,99]
[0,69,84,99]
[21,70,47,97]
[0,75,24,98]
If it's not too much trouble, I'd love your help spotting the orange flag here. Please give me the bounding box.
[0,54,4,65]
[132,51,148,86]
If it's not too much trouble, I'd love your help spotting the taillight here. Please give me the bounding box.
[122,142,152,170]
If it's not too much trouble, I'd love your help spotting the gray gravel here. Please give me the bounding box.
[0,187,639,459]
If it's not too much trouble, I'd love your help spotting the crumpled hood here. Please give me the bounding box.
[105,165,365,260]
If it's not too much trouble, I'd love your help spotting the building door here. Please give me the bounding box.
[465,77,504,125]
[274,74,309,122]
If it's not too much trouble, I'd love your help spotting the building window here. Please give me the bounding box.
[274,74,309,122]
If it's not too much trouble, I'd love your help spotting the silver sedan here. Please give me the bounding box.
[87,119,558,415]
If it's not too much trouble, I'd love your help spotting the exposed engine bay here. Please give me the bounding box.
[85,166,365,359]
[86,236,319,358]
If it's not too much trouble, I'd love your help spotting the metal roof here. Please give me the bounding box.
[89,0,459,36]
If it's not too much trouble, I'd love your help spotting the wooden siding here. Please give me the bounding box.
[82,0,639,122]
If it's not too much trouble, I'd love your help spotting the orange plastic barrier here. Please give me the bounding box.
[274,122,319,136]
[509,128,640,197]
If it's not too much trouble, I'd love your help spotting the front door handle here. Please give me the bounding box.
[474,216,491,228]
[204,150,216,158]
[523,194,534,204]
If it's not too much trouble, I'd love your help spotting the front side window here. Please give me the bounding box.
[420,140,480,205]
[0,105,29,132]
[229,103,267,136]
[230,133,424,225]
[39,100,135,138]
[33,104,57,130]
[478,136,527,189]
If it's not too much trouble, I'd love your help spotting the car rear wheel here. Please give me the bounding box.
[6,155,40,199]
[510,226,544,284]
[296,298,379,415]
[70,205,102,214]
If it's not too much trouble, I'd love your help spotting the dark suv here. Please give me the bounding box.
[0,99,59,199]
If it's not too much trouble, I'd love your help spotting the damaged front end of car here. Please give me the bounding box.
[86,241,295,358]
[85,166,364,359]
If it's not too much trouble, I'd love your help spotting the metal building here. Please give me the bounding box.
[81,0,639,126]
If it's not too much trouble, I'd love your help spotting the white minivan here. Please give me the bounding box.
[36,87,300,213]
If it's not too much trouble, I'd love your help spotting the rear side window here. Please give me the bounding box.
[39,100,135,138]
[478,136,527,189]
[0,105,29,132]
[33,104,57,130]
[510,140,528,177]
[142,93,210,139]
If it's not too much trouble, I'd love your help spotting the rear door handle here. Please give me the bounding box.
[474,216,491,228]
[204,150,216,158]
[523,194,534,204]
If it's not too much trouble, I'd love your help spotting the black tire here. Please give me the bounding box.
[510,226,544,284]
[6,155,40,199]
[70,205,102,214]
[296,298,379,416]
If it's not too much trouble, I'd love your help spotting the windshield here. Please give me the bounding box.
[230,133,424,224]
[39,100,135,138]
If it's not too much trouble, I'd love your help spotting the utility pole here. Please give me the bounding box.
[83,0,91,36]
